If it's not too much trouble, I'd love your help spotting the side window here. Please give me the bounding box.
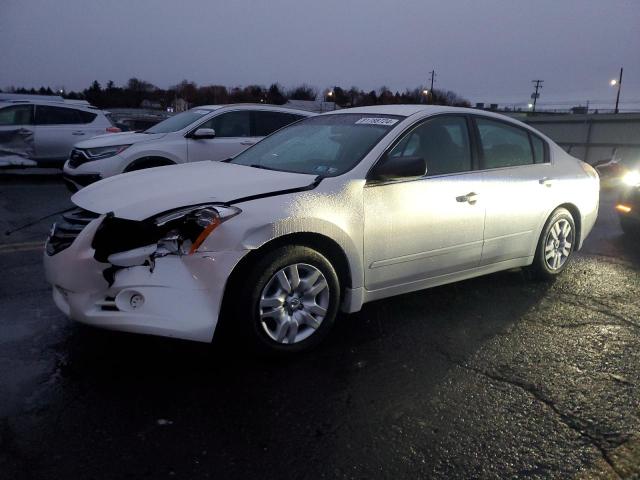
[476,118,534,169]
[0,105,34,126]
[202,111,250,137]
[530,133,547,163]
[36,106,82,125]
[387,115,472,176]
[253,111,301,137]
[78,110,97,124]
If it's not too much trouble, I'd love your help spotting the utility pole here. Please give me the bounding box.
[531,80,543,113]
[428,70,436,103]
[614,67,623,114]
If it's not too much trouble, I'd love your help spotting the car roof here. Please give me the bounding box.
[323,105,447,117]
[319,104,539,131]
[0,99,99,111]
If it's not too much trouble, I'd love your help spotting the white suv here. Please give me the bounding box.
[63,104,313,190]
[0,98,118,167]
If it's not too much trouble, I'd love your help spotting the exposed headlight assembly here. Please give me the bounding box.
[153,204,242,256]
[92,204,242,270]
[85,144,131,160]
[622,170,640,187]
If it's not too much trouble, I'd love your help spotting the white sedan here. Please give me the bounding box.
[44,105,599,353]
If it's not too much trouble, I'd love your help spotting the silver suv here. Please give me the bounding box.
[0,95,118,167]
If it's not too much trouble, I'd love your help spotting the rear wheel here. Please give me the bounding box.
[236,245,340,354]
[528,208,576,280]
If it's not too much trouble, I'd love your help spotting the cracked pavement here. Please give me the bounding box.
[0,175,639,479]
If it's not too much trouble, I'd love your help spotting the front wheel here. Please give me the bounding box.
[237,245,341,354]
[528,208,576,280]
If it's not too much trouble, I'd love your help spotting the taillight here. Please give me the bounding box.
[580,161,599,180]
[106,127,121,133]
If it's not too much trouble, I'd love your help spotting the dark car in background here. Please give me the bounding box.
[617,165,640,235]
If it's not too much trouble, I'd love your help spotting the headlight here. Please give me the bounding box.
[85,144,131,160]
[153,204,241,256]
[622,170,640,187]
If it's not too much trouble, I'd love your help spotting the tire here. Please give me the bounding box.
[235,245,341,354]
[124,157,174,173]
[528,207,576,280]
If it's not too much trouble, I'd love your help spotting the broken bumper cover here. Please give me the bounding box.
[44,216,248,342]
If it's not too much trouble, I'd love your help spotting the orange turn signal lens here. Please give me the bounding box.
[189,217,221,255]
[616,204,632,214]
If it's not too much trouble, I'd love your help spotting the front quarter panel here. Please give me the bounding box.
[198,178,366,291]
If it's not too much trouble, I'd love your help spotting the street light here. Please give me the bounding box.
[528,103,534,109]
[326,88,336,110]
[611,67,623,114]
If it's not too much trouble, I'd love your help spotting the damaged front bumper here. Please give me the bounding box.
[44,212,248,342]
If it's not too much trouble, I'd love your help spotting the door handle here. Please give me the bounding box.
[240,140,255,146]
[71,131,86,136]
[456,192,479,204]
[539,177,554,187]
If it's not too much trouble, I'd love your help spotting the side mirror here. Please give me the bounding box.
[369,155,427,182]
[192,128,216,139]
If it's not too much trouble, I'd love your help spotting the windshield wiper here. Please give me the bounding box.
[249,164,284,172]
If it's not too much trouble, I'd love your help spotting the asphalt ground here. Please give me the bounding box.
[0,174,639,479]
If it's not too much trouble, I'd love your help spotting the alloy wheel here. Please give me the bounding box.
[259,263,330,344]
[544,218,574,270]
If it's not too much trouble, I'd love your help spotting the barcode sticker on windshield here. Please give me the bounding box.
[355,117,399,126]
[194,110,209,114]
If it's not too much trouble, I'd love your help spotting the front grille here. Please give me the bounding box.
[46,208,100,256]
[68,148,89,168]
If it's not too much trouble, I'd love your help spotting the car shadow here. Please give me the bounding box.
[37,267,553,477]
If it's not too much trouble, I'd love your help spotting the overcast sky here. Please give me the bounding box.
[1,0,639,108]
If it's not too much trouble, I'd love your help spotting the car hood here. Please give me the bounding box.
[71,161,318,220]
[74,131,167,148]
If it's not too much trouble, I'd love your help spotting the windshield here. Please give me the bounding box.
[230,113,403,176]
[145,108,213,134]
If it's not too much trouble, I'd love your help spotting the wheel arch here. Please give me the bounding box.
[555,202,582,249]
[219,232,353,327]
[124,156,176,172]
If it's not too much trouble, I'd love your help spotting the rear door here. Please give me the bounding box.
[472,116,555,265]
[0,104,36,163]
[186,110,252,162]
[34,105,94,161]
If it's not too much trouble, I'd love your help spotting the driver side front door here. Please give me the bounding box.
[363,115,485,292]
